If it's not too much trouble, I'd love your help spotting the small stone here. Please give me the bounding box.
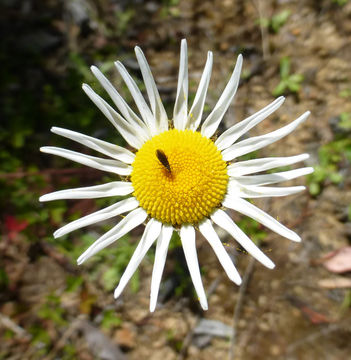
[114,327,136,349]
[270,344,281,356]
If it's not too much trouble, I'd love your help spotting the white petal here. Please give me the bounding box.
[216,96,285,151]
[199,219,242,285]
[228,181,306,198]
[54,197,139,238]
[114,219,162,299]
[186,51,213,131]
[51,127,135,164]
[227,153,310,176]
[222,111,310,161]
[180,225,208,310]
[173,39,188,131]
[150,224,173,312]
[77,207,147,265]
[114,61,157,135]
[135,46,168,133]
[40,146,132,176]
[201,54,243,139]
[231,167,314,186]
[90,66,151,136]
[211,209,275,269]
[39,181,133,202]
[223,196,301,242]
[82,83,146,149]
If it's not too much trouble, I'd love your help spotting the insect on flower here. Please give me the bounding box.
[156,149,172,173]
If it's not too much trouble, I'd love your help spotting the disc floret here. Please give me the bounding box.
[131,129,228,225]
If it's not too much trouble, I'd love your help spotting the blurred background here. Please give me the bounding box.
[1,0,351,359]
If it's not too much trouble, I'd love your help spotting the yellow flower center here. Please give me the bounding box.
[131,129,228,226]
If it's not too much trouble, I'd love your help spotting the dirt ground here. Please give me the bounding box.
[1,0,351,359]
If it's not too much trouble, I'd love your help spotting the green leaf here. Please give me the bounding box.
[130,271,140,293]
[289,73,304,83]
[66,275,83,292]
[309,182,320,196]
[101,310,122,330]
[339,112,351,130]
[102,267,120,291]
[329,172,343,184]
[280,57,291,78]
[287,81,301,92]
[271,10,291,33]
[0,267,9,288]
[272,81,287,96]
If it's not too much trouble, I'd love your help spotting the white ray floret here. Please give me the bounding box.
[40,147,132,176]
[201,54,243,139]
[54,197,139,239]
[135,46,169,133]
[228,181,306,198]
[40,181,134,202]
[82,84,147,149]
[211,209,275,269]
[216,96,285,151]
[227,153,310,176]
[150,225,173,312]
[230,167,314,186]
[173,39,189,131]
[114,219,162,299]
[77,208,147,265]
[115,61,157,135]
[187,51,213,131]
[199,219,242,285]
[40,39,312,311]
[223,196,300,242]
[180,225,208,311]
[90,66,150,136]
[222,111,310,161]
[51,127,135,164]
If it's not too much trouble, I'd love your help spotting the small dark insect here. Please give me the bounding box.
[156,149,171,172]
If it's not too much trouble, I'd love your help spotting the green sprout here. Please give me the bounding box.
[339,88,351,98]
[308,137,351,195]
[332,0,349,6]
[339,112,351,130]
[259,10,291,33]
[273,57,304,96]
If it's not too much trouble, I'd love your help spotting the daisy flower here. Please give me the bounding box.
[40,40,313,311]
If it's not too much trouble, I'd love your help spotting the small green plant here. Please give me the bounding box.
[160,0,180,17]
[115,9,135,35]
[101,310,122,330]
[308,138,351,195]
[259,10,291,33]
[341,290,351,310]
[37,294,67,327]
[339,112,351,130]
[29,324,52,353]
[273,57,304,96]
[339,88,351,98]
[332,0,349,6]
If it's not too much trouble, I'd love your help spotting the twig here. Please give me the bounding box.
[227,256,256,360]
[285,322,346,356]
[43,316,86,360]
[0,312,31,341]
[254,0,270,60]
